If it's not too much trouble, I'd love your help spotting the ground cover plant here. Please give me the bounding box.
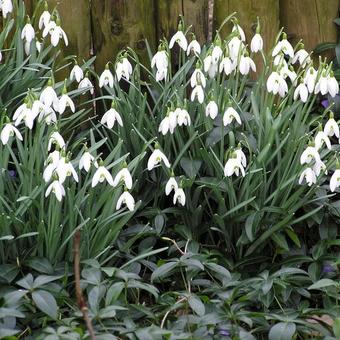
[0,1,339,339]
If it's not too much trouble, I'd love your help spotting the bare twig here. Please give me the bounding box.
[73,230,96,340]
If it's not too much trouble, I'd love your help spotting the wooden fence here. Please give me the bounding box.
[26,0,339,72]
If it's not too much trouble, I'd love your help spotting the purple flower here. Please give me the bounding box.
[321,99,329,108]
[8,170,16,178]
[217,328,230,337]
[322,263,334,274]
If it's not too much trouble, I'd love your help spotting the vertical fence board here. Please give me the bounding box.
[91,0,156,73]
[279,0,339,52]
[214,0,279,52]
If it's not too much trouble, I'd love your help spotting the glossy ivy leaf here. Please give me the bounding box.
[32,290,58,319]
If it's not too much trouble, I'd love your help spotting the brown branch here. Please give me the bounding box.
[73,229,96,340]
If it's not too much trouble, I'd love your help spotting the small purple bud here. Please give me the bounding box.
[218,328,230,337]
[322,263,334,274]
[8,170,16,178]
[321,99,329,108]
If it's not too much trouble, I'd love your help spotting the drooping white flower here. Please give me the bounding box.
[151,50,168,71]
[315,130,331,150]
[219,56,235,76]
[177,108,190,126]
[190,68,206,88]
[101,103,123,128]
[238,55,256,75]
[158,109,177,135]
[43,21,68,47]
[116,56,133,81]
[324,115,339,139]
[92,165,114,187]
[116,191,135,211]
[330,168,340,192]
[38,105,57,125]
[298,168,317,186]
[39,10,51,30]
[70,64,84,83]
[212,45,223,64]
[203,55,218,78]
[45,180,65,202]
[173,188,186,206]
[148,148,171,171]
[99,66,114,88]
[232,24,246,42]
[156,68,168,82]
[266,71,288,97]
[169,30,188,51]
[0,122,23,145]
[58,93,75,114]
[292,48,310,67]
[224,157,245,177]
[1,0,13,18]
[165,176,178,196]
[327,73,339,98]
[187,39,201,56]
[78,77,94,94]
[294,82,309,103]
[191,85,204,104]
[300,146,321,165]
[48,131,65,151]
[272,35,294,58]
[44,163,57,183]
[13,104,35,129]
[56,158,79,183]
[79,151,98,172]
[40,83,59,111]
[250,33,263,53]
[313,160,327,176]
[45,150,61,166]
[304,66,317,93]
[228,36,244,61]
[205,101,218,119]
[223,107,241,126]
[113,167,133,189]
[314,72,328,95]
[235,148,247,167]
[21,22,35,43]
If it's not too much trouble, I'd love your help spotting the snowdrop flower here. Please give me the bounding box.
[292,46,310,67]
[116,55,133,81]
[21,19,35,44]
[91,164,114,187]
[205,100,218,119]
[190,67,206,88]
[300,145,321,165]
[330,167,340,192]
[116,190,135,211]
[177,107,190,126]
[173,187,186,206]
[191,85,204,104]
[43,19,68,47]
[1,0,13,18]
[228,36,244,61]
[251,33,263,53]
[232,22,246,42]
[38,105,57,125]
[223,107,241,126]
[304,66,317,93]
[159,113,175,135]
[0,51,2,62]
[238,54,256,75]
[39,5,51,30]
[59,87,75,114]
[101,101,123,128]
[156,68,168,82]
[45,180,65,202]
[148,147,171,171]
[324,113,339,139]
[203,55,218,78]
[57,157,78,183]
[13,104,35,129]
[272,34,294,58]
[315,128,331,150]
[79,150,98,172]
[36,40,42,53]
[45,150,61,166]
[224,157,245,177]
[48,131,65,151]
[267,71,288,97]
[40,81,59,110]
[70,63,84,83]
[314,71,328,95]
[165,176,178,195]
[78,75,94,95]
[327,72,339,98]
[187,37,201,56]
[294,81,309,103]
[219,56,235,76]
[43,161,58,183]
[1,121,22,145]
[99,64,114,88]
[169,23,187,51]
[113,166,133,189]
[235,147,247,167]
[298,167,317,186]
[212,45,223,64]
[151,49,168,71]
[313,160,327,176]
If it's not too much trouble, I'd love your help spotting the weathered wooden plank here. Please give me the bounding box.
[91,0,156,73]
[156,0,209,44]
[279,0,339,53]
[213,0,279,52]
